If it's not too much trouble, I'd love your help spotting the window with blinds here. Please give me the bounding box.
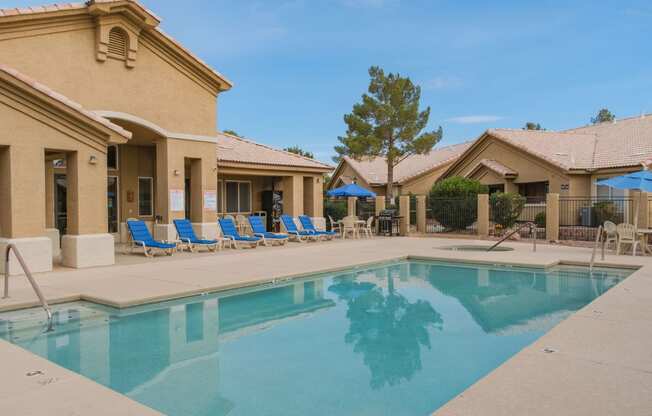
[107,27,128,59]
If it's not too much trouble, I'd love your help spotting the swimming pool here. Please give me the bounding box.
[0,260,631,415]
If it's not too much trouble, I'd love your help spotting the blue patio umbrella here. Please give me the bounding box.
[326,183,376,198]
[596,170,652,193]
[596,169,652,227]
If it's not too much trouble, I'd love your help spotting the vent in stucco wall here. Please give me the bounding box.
[107,27,128,59]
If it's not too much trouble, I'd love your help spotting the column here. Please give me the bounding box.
[0,145,52,274]
[504,180,518,193]
[477,194,489,237]
[374,196,385,216]
[399,195,410,236]
[282,175,304,217]
[416,195,426,233]
[347,197,356,217]
[637,191,649,229]
[61,149,114,268]
[546,193,559,241]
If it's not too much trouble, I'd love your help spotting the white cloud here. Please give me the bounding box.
[446,115,504,124]
[423,76,463,90]
[341,0,398,8]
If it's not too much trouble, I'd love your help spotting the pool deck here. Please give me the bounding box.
[1,236,651,415]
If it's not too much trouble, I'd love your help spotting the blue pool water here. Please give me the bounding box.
[0,261,630,415]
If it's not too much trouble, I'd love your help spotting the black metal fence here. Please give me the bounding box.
[559,197,635,241]
[426,196,478,234]
[357,198,376,220]
[489,196,546,239]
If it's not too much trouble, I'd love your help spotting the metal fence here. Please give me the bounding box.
[489,196,546,239]
[426,196,478,234]
[357,198,376,220]
[559,197,635,241]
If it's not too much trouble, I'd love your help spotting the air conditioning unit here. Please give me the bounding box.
[579,207,593,227]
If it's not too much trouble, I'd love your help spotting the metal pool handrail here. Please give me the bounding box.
[589,225,605,273]
[487,222,537,252]
[2,244,53,332]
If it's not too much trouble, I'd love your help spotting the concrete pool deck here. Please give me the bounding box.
[0,236,651,415]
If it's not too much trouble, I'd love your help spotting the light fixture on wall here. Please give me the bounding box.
[173,169,180,176]
[89,155,98,165]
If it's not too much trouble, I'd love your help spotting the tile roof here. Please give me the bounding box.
[216,133,333,171]
[487,114,652,171]
[0,1,232,89]
[343,141,472,185]
[475,159,517,177]
[0,64,131,139]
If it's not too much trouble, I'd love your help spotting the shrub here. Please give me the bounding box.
[490,192,526,228]
[429,177,488,230]
[324,199,347,221]
[593,201,620,225]
[534,212,546,228]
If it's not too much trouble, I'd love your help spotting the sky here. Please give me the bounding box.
[4,0,652,164]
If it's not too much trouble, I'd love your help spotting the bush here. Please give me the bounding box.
[324,199,347,221]
[593,201,620,225]
[534,212,546,228]
[490,192,526,228]
[429,177,488,230]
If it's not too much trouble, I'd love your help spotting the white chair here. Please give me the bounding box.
[328,215,341,235]
[603,221,618,251]
[361,216,374,238]
[341,216,357,239]
[616,223,640,256]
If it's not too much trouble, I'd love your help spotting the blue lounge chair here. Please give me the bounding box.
[218,218,261,249]
[247,216,289,246]
[279,215,319,242]
[126,220,177,257]
[173,219,221,252]
[298,215,338,240]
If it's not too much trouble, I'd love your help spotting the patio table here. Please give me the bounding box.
[637,229,652,255]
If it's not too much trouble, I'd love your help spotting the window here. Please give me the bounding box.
[225,181,251,213]
[597,178,625,200]
[108,27,128,59]
[107,145,118,170]
[138,177,153,216]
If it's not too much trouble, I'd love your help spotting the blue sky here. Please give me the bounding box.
[4,0,652,163]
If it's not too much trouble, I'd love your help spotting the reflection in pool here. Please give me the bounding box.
[0,261,630,416]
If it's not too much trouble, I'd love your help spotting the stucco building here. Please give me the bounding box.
[441,115,652,199]
[328,142,472,197]
[0,1,331,273]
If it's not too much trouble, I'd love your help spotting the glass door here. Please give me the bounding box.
[107,176,119,235]
[54,174,67,235]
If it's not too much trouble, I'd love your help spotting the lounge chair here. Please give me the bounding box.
[280,214,320,242]
[173,219,221,252]
[247,216,289,246]
[298,215,338,240]
[126,220,176,257]
[218,218,261,249]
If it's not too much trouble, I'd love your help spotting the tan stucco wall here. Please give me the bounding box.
[0,16,218,136]
[0,98,108,238]
[445,138,569,193]
[401,163,451,195]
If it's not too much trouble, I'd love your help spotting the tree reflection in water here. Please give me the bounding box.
[330,272,443,389]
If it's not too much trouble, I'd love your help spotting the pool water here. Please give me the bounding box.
[0,261,630,416]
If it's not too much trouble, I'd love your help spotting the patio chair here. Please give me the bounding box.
[280,214,319,242]
[218,218,261,249]
[126,220,176,257]
[603,221,618,251]
[360,216,374,238]
[247,216,289,246]
[173,219,221,252]
[341,216,358,239]
[616,223,640,256]
[298,215,338,240]
[328,215,341,235]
